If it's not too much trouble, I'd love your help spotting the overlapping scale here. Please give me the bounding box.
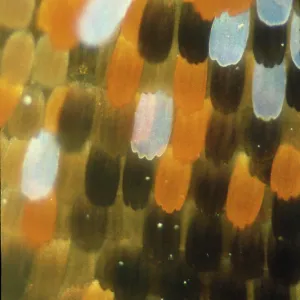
[172,100,212,163]
[154,147,192,214]
[209,10,250,67]
[178,3,211,64]
[131,91,173,160]
[210,59,245,114]
[185,214,222,272]
[253,15,287,67]
[252,61,286,121]
[143,207,181,262]
[57,85,95,152]
[21,193,57,249]
[77,0,131,47]
[225,153,265,229]
[270,144,300,200]
[37,0,86,50]
[286,61,300,111]
[123,150,154,210]
[257,0,292,26]
[85,145,120,207]
[21,130,60,201]
[0,78,23,127]
[173,55,208,114]
[106,34,144,108]
[138,0,175,63]
[291,12,300,69]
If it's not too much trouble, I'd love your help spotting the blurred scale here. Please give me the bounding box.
[1,0,300,299]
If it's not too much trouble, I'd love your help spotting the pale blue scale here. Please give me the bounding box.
[209,10,250,67]
[131,91,173,161]
[290,12,300,69]
[257,0,293,26]
[21,130,60,201]
[252,61,286,121]
[77,0,131,47]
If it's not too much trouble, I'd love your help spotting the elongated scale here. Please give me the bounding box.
[225,153,265,229]
[131,91,173,160]
[290,12,300,69]
[209,10,250,67]
[286,60,300,111]
[37,0,86,50]
[270,144,300,200]
[21,130,60,201]
[172,100,212,163]
[252,61,286,121]
[154,147,191,214]
[77,0,131,47]
[106,34,144,108]
[173,55,208,114]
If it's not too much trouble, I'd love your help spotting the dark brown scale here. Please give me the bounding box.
[192,161,230,216]
[205,112,238,165]
[158,260,201,300]
[249,158,273,186]
[1,235,34,300]
[138,0,175,63]
[272,195,300,243]
[122,150,154,210]
[286,60,300,112]
[102,248,149,300]
[178,3,211,64]
[253,14,287,67]
[210,59,245,114]
[143,207,181,263]
[57,86,95,152]
[243,113,281,163]
[70,196,107,252]
[85,145,120,207]
[210,277,247,300]
[185,214,222,272]
[230,227,265,280]
[254,278,291,300]
[267,232,300,285]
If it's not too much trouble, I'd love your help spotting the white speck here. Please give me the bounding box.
[145,176,150,181]
[157,222,163,229]
[118,261,124,266]
[174,225,180,230]
[229,252,232,257]
[2,198,7,205]
[238,23,244,29]
[257,144,261,148]
[86,214,90,219]
[23,95,32,105]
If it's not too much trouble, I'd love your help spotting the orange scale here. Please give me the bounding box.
[154,147,192,214]
[44,86,68,133]
[0,77,23,127]
[21,192,57,249]
[37,0,87,50]
[226,0,253,16]
[121,0,147,46]
[173,55,208,114]
[106,34,144,108]
[271,144,300,201]
[192,0,225,20]
[226,153,265,229]
[172,100,212,163]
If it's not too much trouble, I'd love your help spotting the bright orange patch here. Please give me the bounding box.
[83,280,114,300]
[172,100,212,163]
[106,34,143,108]
[226,153,265,229]
[21,193,57,249]
[44,86,68,133]
[271,144,300,201]
[155,147,192,213]
[173,55,207,114]
[0,77,23,127]
[37,0,87,50]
